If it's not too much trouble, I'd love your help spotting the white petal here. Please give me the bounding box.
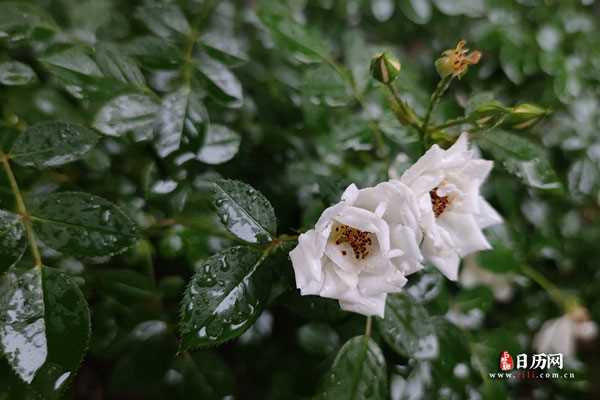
[422,236,461,280]
[533,316,576,357]
[437,212,491,256]
[390,225,423,274]
[341,183,360,202]
[461,159,493,183]
[574,320,598,340]
[290,229,326,294]
[476,198,503,228]
[318,260,351,299]
[339,293,387,318]
[358,268,407,296]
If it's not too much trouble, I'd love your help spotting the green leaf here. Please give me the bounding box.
[95,42,146,88]
[93,94,159,138]
[135,4,190,40]
[455,287,494,313]
[302,65,352,107]
[200,31,248,66]
[210,179,276,244]
[476,226,521,273]
[433,0,485,17]
[40,46,125,99]
[0,210,27,274]
[28,191,139,257]
[179,246,272,349]
[10,121,99,168]
[194,56,243,107]
[316,336,387,400]
[375,292,439,360]
[0,2,57,42]
[197,124,240,165]
[398,0,432,25]
[0,61,37,86]
[124,36,181,68]
[0,266,91,399]
[154,86,208,158]
[257,2,330,61]
[475,130,562,191]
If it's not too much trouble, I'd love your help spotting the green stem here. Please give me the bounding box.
[365,316,372,337]
[422,75,453,138]
[384,84,422,130]
[431,115,472,131]
[0,151,43,268]
[520,264,575,312]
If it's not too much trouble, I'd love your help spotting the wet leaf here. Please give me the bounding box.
[476,130,562,191]
[200,31,248,66]
[194,56,243,107]
[398,0,432,25]
[316,336,387,400]
[376,292,439,360]
[257,2,330,61]
[0,61,37,86]
[95,42,146,88]
[94,94,159,137]
[123,36,181,68]
[0,266,90,399]
[196,124,240,165]
[10,121,98,169]
[154,86,208,158]
[28,192,139,257]
[179,246,272,349]
[0,210,27,274]
[135,4,190,40]
[0,2,57,42]
[297,322,339,356]
[210,179,276,244]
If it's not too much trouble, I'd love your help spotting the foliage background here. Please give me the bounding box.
[1,0,600,399]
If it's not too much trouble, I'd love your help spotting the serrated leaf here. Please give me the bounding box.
[95,42,146,88]
[0,61,37,86]
[375,292,439,360]
[10,121,98,168]
[197,124,240,165]
[135,4,190,40]
[94,94,159,137]
[398,0,432,25]
[194,56,243,107]
[0,266,90,399]
[316,336,387,400]
[0,210,27,274]
[28,192,138,257]
[476,130,562,190]
[179,246,272,349]
[210,179,276,244]
[154,86,208,158]
[0,2,57,42]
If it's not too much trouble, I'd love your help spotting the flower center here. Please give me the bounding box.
[430,187,450,217]
[334,224,373,259]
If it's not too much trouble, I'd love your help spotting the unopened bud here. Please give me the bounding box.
[370,52,401,84]
[435,40,481,79]
[468,100,509,127]
[508,103,549,129]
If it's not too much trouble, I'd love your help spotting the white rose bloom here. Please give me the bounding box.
[289,182,423,317]
[398,132,502,281]
[533,307,598,358]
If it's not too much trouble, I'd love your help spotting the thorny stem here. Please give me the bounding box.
[0,151,43,268]
[365,316,372,337]
[520,264,577,312]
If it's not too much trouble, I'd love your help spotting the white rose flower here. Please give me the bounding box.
[289,182,423,317]
[398,132,502,280]
[533,307,598,358]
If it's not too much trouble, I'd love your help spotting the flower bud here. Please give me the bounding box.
[508,103,549,129]
[370,52,401,84]
[435,40,481,79]
[468,100,509,127]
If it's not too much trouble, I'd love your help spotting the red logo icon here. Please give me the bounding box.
[499,351,514,371]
